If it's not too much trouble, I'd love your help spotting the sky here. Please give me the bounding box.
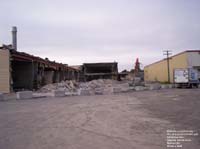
[0,0,200,71]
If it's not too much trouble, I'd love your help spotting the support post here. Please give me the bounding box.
[163,50,172,83]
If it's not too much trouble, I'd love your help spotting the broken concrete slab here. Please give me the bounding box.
[95,88,103,95]
[118,83,130,92]
[32,93,49,98]
[17,91,33,100]
[129,86,135,90]
[79,89,90,96]
[65,92,73,96]
[71,92,80,96]
[134,86,145,91]
[65,91,79,96]
[133,77,142,86]
[103,87,113,95]
[113,87,121,93]
[52,90,65,97]
[120,83,130,88]
[120,87,131,92]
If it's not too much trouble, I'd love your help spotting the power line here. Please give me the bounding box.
[163,50,172,83]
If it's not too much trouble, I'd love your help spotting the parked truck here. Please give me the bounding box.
[174,68,199,88]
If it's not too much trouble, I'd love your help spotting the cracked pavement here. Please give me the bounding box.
[0,89,199,149]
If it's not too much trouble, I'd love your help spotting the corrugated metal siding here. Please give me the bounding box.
[0,50,10,93]
[187,52,200,67]
[144,52,188,83]
[144,60,168,82]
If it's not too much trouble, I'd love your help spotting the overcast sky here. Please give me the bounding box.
[0,0,200,71]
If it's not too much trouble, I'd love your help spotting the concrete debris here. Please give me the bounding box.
[79,88,90,96]
[146,83,161,90]
[133,77,142,86]
[95,88,104,95]
[32,93,50,98]
[79,79,118,95]
[36,79,175,97]
[134,86,145,91]
[17,91,33,100]
[119,83,131,92]
[161,84,174,89]
[52,90,65,97]
[112,87,122,93]
[39,80,78,93]
[39,79,124,96]
[103,87,113,95]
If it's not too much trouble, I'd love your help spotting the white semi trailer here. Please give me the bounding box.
[174,68,199,88]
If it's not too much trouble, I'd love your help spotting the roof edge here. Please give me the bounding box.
[144,50,200,68]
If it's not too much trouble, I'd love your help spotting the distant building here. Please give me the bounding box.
[82,62,118,81]
[144,50,200,83]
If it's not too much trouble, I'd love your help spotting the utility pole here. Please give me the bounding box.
[163,50,172,83]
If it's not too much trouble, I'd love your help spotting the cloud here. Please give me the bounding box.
[0,0,200,71]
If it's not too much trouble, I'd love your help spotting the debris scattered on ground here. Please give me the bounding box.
[36,79,175,97]
[16,91,33,100]
[38,79,131,96]
[38,80,79,93]
[1,79,198,101]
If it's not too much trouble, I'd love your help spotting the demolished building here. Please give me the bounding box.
[82,62,118,81]
[0,27,80,93]
[0,27,120,93]
[0,47,80,93]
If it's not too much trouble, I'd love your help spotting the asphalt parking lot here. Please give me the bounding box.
[0,89,199,149]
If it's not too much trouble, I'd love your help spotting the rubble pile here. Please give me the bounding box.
[79,79,116,95]
[38,80,79,93]
[38,79,131,96]
[37,78,174,96]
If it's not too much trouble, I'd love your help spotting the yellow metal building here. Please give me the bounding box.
[144,50,200,83]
